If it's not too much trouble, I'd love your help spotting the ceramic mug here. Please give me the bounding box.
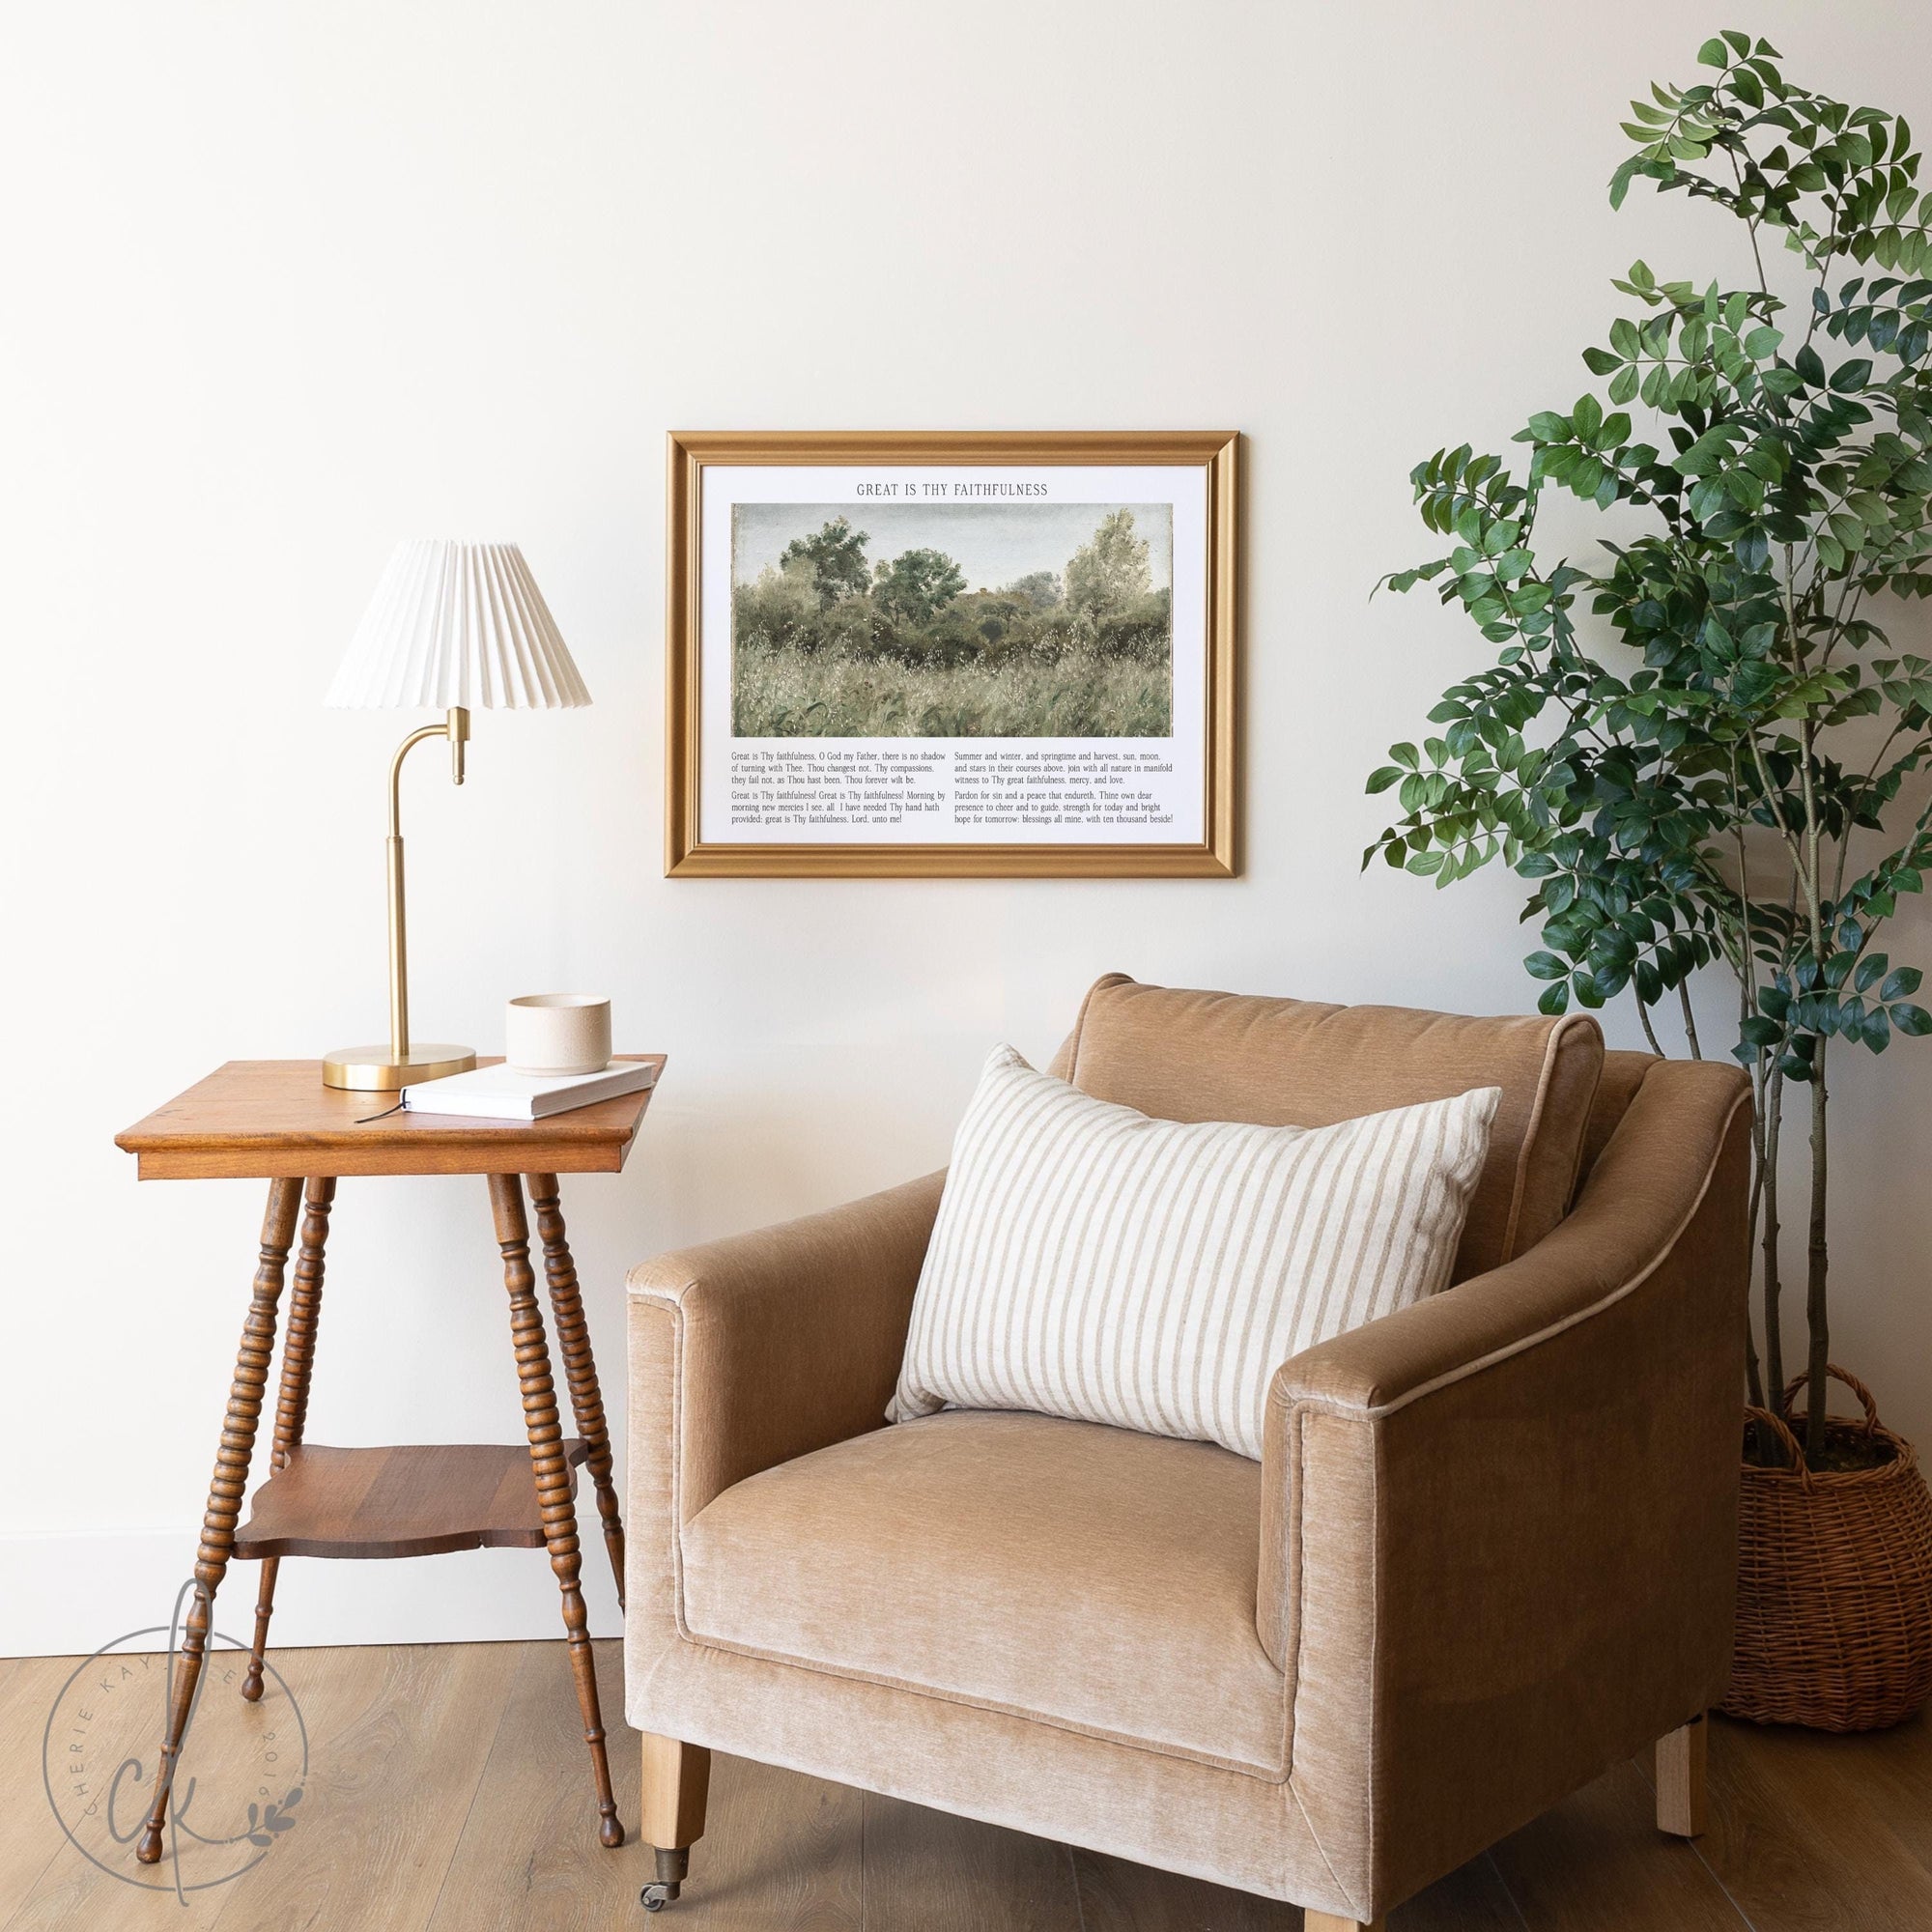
[506,994,612,1076]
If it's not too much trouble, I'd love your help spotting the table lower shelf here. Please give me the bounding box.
[233,1441,590,1560]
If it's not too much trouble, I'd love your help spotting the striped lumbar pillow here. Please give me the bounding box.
[889,1046,1500,1460]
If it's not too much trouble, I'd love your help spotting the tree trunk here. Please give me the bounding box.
[1679,980,1703,1059]
[1635,993,1665,1058]
[1762,1063,1786,1410]
[1804,1048,1831,1461]
[1744,1061,1768,1416]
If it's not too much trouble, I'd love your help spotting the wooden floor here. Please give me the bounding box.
[5,1640,1931,1930]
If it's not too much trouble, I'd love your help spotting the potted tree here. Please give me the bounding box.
[1369,28,1932,1729]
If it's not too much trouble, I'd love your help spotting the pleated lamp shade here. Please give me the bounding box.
[326,540,591,710]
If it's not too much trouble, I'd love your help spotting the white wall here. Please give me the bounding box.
[5,0,1930,1656]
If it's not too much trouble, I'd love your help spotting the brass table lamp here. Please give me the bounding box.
[321,540,591,1091]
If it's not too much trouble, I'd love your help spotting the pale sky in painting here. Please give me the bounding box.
[732,500,1174,593]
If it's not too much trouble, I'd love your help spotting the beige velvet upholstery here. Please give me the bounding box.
[1578,1044,1658,1182]
[1047,973,1605,1280]
[681,1409,1285,1775]
[626,977,1749,1922]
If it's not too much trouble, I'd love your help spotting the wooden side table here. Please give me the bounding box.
[115,1056,665,1863]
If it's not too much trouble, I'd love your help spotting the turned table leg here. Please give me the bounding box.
[529,1172,626,1608]
[138,1178,302,1865]
[490,1172,624,1851]
[242,1176,334,1701]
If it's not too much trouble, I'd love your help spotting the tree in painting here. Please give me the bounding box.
[732,503,1173,738]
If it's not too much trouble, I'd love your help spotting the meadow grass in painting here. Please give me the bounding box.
[730,500,1173,738]
[732,639,1171,738]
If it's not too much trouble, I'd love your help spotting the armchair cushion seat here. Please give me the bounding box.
[679,1407,1287,1776]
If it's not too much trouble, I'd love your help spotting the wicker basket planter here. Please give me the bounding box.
[1724,1367,1932,1731]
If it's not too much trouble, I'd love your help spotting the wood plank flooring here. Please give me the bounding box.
[3,1640,1928,1930]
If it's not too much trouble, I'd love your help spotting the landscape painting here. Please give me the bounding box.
[667,431,1238,875]
[729,500,1174,738]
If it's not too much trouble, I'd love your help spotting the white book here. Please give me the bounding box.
[400,1058,658,1121]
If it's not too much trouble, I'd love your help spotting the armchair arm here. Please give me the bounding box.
[627,1170,944,1525]
[1258,1058,1750,1918]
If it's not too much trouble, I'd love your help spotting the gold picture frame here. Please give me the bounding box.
[665,430,1239,877]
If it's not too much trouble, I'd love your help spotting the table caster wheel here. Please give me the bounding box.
[640,1882,675,1913]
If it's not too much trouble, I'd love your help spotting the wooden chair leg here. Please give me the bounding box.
[243,1176,335,1701]
[138,1178,302,1863]
[490,1172,624,1851]
[1305,1912,1385,1931]
[640,1733,710,1912]
[1656,1712,1709,1837]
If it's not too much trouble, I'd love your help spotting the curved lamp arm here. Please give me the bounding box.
[384,706,470,1060]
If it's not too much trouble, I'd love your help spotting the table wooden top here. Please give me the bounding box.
[116,1057,666,1180]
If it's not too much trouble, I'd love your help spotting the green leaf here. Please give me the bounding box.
[1582,346,1623,375]
[1366,765,1404,795]
[1831,356,1875,391]
[1697,36,1730,68]
[1854,952,1889,991]
[1882,967,1923,1000]
[1536,981,1571,1016]
[1524,951,1569,980]
[1890,1002,1932,1036]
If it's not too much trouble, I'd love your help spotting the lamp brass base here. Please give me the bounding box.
[322,1043,477,1092]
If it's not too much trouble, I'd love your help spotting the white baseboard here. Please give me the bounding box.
[0,1528,622,1659]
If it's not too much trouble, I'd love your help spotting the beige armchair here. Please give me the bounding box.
[624,976,1750,1927]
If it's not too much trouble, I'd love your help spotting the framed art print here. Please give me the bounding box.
[665,431,1238,876]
